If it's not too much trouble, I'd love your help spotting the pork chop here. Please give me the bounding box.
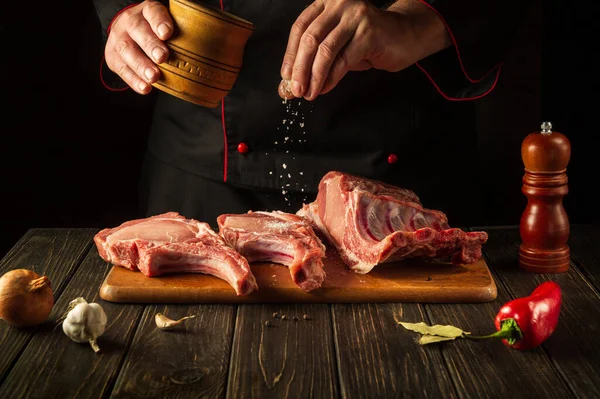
[94,212,257,296]
[217,211,327,292]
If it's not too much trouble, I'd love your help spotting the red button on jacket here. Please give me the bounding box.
[237,143,249,154]
[388,153,398,164]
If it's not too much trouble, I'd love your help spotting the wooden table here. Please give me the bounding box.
[0,225,599,399]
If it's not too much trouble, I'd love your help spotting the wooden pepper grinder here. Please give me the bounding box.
[519,121,571,273]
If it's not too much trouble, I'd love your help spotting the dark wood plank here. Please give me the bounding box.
[0,228,96,381]
[332,303,457,398]
[111,303,236,398]
[568,224,600,291]
[421,226,573,399]
[0,245,144,399]
[480,226,600,398]
[227,304,339,399]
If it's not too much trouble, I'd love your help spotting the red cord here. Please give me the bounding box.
[220,0,228,182]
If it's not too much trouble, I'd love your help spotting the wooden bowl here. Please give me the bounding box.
[153,0,254,107]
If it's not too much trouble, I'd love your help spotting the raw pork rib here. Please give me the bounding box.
[217,211,327,292]
[94,212,257,296]
[297,171,488,274]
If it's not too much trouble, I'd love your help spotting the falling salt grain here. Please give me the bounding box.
[287,174,291,178]
[299,122,304,128]
[282,164,287,169]
[269,171,273,175]
[299,172,303,175]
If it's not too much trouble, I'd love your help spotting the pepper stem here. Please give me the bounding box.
[464,318,523,345]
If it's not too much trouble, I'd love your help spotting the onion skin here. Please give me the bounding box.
[0,269,54,327]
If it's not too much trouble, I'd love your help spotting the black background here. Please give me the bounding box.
[0,0,596,259]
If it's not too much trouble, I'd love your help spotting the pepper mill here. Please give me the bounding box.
[519,122,571,273]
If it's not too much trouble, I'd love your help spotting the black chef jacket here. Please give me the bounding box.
[92,0,528,226]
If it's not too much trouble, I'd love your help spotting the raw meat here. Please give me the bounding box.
[217,211,327,292]
[94,212,258,296]
[297,171,488,273]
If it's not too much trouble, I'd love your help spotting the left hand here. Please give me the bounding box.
[279,0,451,101]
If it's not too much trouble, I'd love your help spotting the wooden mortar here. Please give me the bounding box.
[153,0,254,107]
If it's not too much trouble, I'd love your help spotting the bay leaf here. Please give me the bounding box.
[419,335,461,345]
[399,321,470,338]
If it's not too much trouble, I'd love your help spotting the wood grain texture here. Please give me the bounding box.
[332,303,457,399]
[99,251,497,304]
[568,225,600,291]
[227,304,339,399]
[483,226,599,398]
[0,245,144,399]
[111,303,236,399]
[421,226,574,399]
[0,228,96,382]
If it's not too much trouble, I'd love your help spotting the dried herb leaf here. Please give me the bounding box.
[399,321,470,338]
[419,335,462,345]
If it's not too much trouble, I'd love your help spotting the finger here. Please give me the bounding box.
[142,0,174,41]
[303,25,354,101]
[290,12,339,98]
[320,37,371,95]
[106,40,154,94]
[127,11,169,67]
[280,2,324,81]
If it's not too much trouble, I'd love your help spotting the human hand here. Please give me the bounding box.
[279,0,451,101]
[104,0,174,94]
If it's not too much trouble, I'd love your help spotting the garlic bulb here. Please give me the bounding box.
[62,297,107,353]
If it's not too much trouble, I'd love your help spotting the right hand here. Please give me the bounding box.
[104,0,174,94]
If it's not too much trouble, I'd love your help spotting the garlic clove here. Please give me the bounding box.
[155,313,195,330]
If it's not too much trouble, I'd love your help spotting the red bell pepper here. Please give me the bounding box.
[468,281,562,350]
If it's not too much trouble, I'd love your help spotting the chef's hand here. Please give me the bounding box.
[104,0,173,94]
[279,0,451,101]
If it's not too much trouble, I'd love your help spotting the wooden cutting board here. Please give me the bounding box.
[99,249,497,304]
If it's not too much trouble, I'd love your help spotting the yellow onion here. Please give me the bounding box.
[0,269,54,327]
